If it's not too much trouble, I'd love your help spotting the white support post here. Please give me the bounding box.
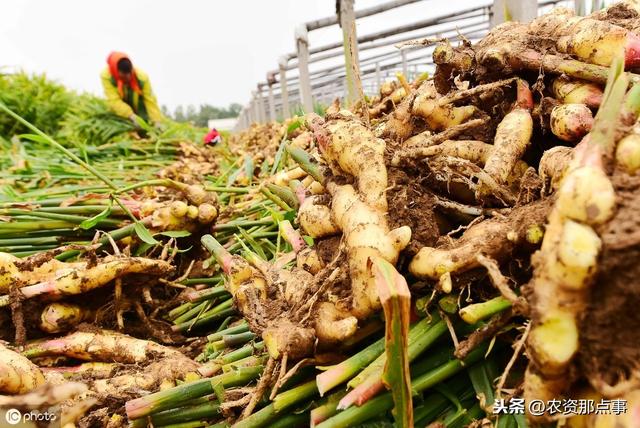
[340,0,361,106]
[267,73,277,122]
[241,108,248,130]
[295,24,314,114]
[491,0,537,27]
[250,93,257,125]
[278,56,291,119]
[375,62,381,92]
[267,84,276,122]
[401,49,408,77]
[256,86,266,123]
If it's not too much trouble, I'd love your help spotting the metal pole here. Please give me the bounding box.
[295,24,314,114]
[311,5,489,55]
[282,19,488,72]
[375,62,381,92]
[278,56,291,119]
[281,23,488,89]
[306,0,424,31]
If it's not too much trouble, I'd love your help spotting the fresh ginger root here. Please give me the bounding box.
[1,252,172,305]
[202,234,329,358]
[328,183,411,318]
[22,330,199,409]
[298,196,340,239]
[317,110,388,211]
[409,199,549,288]
[368,84,407,118]
[550,103,594,143]
[529,7,640,68]
[616,133,640,174]
[482,80,533,188]
[552,76,603,108]
[0,343,45,394]
[280,220,323,274]
[585,389,640,428]
[0,252,83,293]
[381,88,416,141]
[23,329,187,363]
[272,166,308,187]
[142,200,217,233]
[40,302,92,334]
[310,109,411,320]
[11,256,173,301]
[205,109,413,352]
[411,80,479,132]
[539,145,575,192]
[524,61,626,422]
[400,139,493,165]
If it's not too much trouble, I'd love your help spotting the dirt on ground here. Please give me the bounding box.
[580,173,640,387]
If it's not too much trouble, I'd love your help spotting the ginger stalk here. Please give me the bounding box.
[202,235,316,359]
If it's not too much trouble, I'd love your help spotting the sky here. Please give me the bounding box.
[2,0,511,112]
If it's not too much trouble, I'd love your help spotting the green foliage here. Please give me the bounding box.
[290,101,326,119]
[0,71,73,136]
[168,103,242,126]
[58,94,135,146]
[0,72,136,147]
[0,72,207,149]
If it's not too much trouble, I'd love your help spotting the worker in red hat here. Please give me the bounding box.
[203,128,221,146]
[101,52,165,126]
